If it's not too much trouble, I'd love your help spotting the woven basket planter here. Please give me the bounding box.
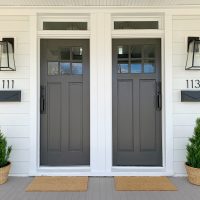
[185,164,200,185]
[0,163,11,184]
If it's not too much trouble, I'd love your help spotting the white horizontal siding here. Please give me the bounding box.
[174,125,194,138]
[0,31,29,43]
[15,55,30,67]
[0,102,30,114]
[173,114,198,126]
[173,67,199,78]
[174,138,189,150]
[0,16,28,21]
[174,149,187,162]
[16,44,30,55]
[7,138,29,150]
[174,162,186,175]
[10,162,29,175]
[173,18,200,31]
[10,150,29,162]
[173,90,181,102]
[173,16,200,175]
[173,103,200,114]
[173,55,187,67]
[0,21,29,32]
[0,68,29,79]
[0,16,30,176]
[0,114,29,126]
[1,126,29,138]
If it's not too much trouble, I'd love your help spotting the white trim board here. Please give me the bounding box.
[1,7,200,16]
[29,12,174,176]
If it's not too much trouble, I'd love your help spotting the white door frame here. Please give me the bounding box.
[29,11,174,176]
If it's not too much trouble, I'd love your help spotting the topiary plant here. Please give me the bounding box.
[0,130,12,168]
[186,118,200,168]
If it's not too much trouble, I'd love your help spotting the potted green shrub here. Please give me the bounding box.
[185,118,200,185]
[0,130,12,184]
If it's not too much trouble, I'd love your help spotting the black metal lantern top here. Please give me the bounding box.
[0,38,15,71]
[186,37,200,70]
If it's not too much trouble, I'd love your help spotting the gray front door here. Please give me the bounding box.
[40,39,90,166]
[113,39,162,166]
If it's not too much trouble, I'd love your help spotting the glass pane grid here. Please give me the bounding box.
[117,44,156,74]
[47,47,83,76]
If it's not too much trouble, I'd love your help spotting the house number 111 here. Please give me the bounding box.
[186,80,200,88]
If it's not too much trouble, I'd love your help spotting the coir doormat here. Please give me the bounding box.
[26,176,88,192]
[114,176,177,191]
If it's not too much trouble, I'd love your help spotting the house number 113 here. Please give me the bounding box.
[186,80,200,88]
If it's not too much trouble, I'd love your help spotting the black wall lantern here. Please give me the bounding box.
[0,38,16,71]
[186,37,200,70]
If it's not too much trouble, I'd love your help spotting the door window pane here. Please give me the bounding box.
[48,62,59,75]
[131,61,142,73]
[131,45,142,58]
[144,45,155,58]
[60,62,70,75]
[118,46,128,59]
[72,47,83,60]
[60,48,70,60]
[144,60,155,73]
[47,49,60,60]
[118,61,129,73]
[72,63,83,75]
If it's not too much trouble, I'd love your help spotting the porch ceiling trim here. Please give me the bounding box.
[1,0,200,7]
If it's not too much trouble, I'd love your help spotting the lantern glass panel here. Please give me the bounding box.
[0,41,15,71]
[7,42,15,70]
[193,41,200,67]
[186,39,200,70]
[0,42,8,68]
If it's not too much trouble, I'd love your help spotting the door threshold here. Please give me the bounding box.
[39,166,90,171]
[112,166,164,171]
[111,166,173,176]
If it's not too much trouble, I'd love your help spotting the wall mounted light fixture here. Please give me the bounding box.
[0,38,16,71]
[186,37,200,70]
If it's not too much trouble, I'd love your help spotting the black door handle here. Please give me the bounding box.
[157,93,162,110]
[40,86,46,114]
[156,81,162,110]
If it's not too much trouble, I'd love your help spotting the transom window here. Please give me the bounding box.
[47,47,83,75]
[117,45,156,74]
[43,22,88,30]
[114,21,159,30]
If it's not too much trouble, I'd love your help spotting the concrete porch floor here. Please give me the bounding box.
[0,177,200,200]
